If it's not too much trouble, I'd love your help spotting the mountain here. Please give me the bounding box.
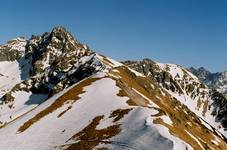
[0,27,226,150]
[189,67,227,97]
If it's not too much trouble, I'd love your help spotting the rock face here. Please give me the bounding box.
[21,27,101,96]
[189,67,227,97]
[26,27,91,74]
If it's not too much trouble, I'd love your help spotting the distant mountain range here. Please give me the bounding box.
[0,27,226,150]
[189,67,227,97]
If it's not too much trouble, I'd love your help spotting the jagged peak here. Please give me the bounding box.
[52,26,67,32]
[50,26,78,43]
[23,27,93,75]
[0,26,90,63]
[26,26,91,55]
[51,26,69,36]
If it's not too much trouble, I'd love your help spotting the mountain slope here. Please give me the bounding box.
[124,59,227,138]
[0,27,226,150]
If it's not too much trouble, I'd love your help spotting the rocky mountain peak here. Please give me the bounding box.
[50,26,77,43]
[1,27,102,105]
[24,26,92,75]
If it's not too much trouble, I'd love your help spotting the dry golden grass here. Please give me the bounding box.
[58,107,133,149]
[64,115,121,150]
[18,77,100,133]
[116,88,137,106]
[109,108,133,122]
[97,54,115,68]
[109,66,161,107]
[102,57,114,66]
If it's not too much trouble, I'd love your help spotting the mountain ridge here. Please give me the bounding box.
[123,59,227,136]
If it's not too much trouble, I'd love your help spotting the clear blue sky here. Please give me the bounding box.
[0,0,226,72]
